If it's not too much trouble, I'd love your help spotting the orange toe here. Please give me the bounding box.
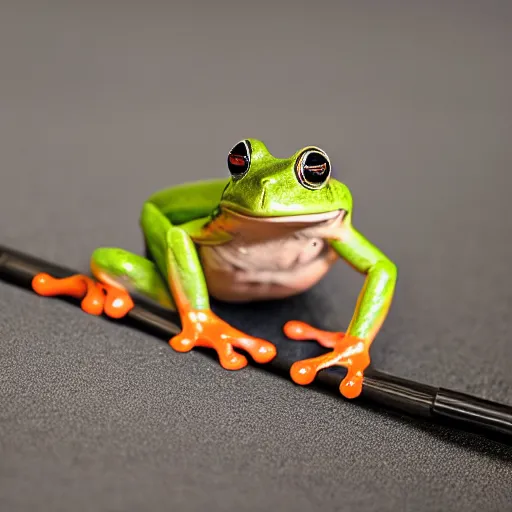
[290,360,318,386]
[283,320,343,349]
[252,342,277,364]
[340,372,364,399]
[283,320,311,340]
[219,351,248,370]
[169,334,196,353]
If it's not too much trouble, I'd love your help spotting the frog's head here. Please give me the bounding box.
[219,138,352,221]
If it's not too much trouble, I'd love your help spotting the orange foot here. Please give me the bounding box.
[283,321,370,399]
[32,273,134,319]
[171,309,277,370]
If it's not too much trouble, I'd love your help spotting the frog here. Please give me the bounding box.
[33,139,397,399]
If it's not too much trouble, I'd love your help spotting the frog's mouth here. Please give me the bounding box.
[219,205,347,226]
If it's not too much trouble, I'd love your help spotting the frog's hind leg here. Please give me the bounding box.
[32,247,173,318]
[91,247,175,310]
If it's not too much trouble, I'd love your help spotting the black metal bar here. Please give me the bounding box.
[1,244,511,444]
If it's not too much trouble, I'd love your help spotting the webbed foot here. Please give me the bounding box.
[32,273,134,318]
[172,309,277,369]
[283,320,370,399]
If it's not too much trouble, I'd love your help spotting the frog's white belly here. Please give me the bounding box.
[199,212,344,302]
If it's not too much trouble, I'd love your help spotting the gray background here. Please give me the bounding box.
[1,1,511,511]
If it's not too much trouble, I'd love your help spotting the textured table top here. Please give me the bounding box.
[1,1,511,511]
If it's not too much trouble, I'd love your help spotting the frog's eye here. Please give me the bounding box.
[228,140,251,179]
[295,148,331,189]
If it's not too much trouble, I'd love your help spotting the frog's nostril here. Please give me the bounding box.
[259,178,273,208]
[259,187,267,209]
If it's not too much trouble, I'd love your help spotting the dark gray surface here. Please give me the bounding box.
[1,1,512,511]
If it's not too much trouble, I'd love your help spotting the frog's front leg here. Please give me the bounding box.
[284,225,397,399]
[141,202,277,369]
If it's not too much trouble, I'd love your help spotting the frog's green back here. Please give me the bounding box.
[146,178,229,225]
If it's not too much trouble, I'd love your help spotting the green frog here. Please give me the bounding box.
[34,139,397,398]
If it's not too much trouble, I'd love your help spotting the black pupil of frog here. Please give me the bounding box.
[300,151,330,187]
[228,141,250,176]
